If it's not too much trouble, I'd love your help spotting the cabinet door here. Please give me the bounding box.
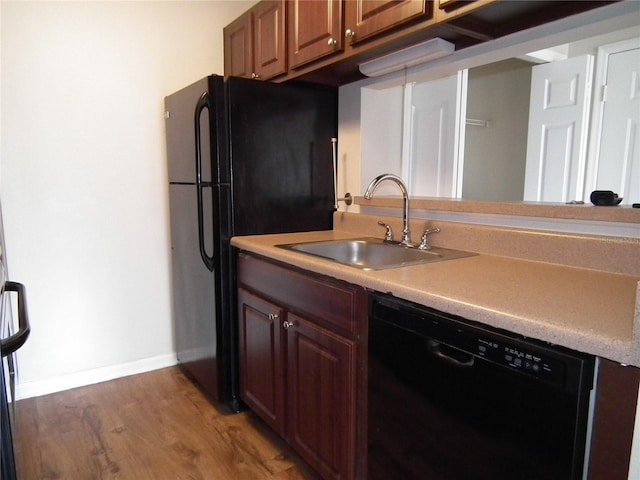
[344,0,432,45]
[253,0,287,80]
[286,312,356,480]
[238,288,286,435]
[288,0,343,69]
[524,55,594,203]
[224,12,253,78]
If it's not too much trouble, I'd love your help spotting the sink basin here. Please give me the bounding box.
[276,237,476,270]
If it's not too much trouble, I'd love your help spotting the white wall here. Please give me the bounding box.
[1,0,255,398]
[360,86,403,194]
[337,81,363,212]
[463,59,531,201]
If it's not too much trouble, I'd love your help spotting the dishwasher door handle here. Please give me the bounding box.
[426,339,475,368]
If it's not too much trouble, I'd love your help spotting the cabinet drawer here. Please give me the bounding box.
[238,253,359,335]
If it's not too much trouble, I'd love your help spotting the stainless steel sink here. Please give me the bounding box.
[276,237,476,270]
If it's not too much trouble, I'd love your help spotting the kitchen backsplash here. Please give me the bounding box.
[334,211,640,277]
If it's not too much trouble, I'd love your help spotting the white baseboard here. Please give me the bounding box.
[14,353,178,400]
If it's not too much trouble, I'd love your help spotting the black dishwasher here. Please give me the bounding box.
[368,293,595,480]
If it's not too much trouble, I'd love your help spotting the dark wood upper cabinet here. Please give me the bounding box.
[288,0,433,69]
[253,0,287,79]
[288,0,344,70]
[224,11,252,78]
[226,0,615,85]
[344,0,433,46]
[224,0,286,80]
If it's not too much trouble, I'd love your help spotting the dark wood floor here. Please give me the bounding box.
[13,366,320,479]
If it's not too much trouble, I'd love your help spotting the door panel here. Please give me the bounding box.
[168,184,217,397]
[227,77,335,235]
[591,44,640,203]
[224,13,253,78]
[407,73,461,197]
[287,313,355,480]
[254,0,287,79]
[238,288,286,435]
[345,0,431,44]
[524,55,593,202]
[288,0,343,69]
[165,78,211,184]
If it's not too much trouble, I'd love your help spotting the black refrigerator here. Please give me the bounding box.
[164,76,337,411]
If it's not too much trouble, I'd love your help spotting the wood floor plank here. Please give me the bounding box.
[13,367,320,479]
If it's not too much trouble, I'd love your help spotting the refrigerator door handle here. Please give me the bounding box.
[1,282,30,357]
[195,92,215,272]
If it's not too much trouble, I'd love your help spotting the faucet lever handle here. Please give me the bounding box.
[377,221,394,242]
[419,227,440,250]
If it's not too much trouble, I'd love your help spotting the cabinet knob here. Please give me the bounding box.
[251,73,260,79]
[327,38,338,47]
[269,313,279,321]
[345,29,355,41]
[282,320,295,329]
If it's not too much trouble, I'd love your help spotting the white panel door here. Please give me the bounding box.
[524,55,594,202]
[407,73,463,197]
[588,40,640,204]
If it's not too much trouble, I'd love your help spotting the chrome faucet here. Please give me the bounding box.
[364,174,412,246]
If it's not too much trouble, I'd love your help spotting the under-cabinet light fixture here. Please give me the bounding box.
[518,45,569,64]
[359,38,455,77]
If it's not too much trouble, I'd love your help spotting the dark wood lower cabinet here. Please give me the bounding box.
[588,359,640,480]
[287,312,356,480]
[237,253,367,480]
[238,289,286,435]
[237,253,640,480]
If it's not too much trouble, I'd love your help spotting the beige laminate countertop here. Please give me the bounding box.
[231,230,640,367]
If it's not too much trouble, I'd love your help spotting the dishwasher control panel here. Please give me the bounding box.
[475,337,565,386]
